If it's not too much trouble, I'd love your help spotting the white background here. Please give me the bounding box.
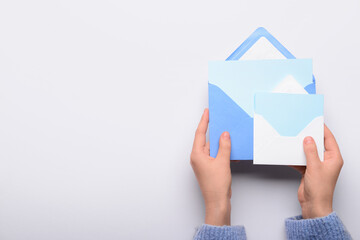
[0,0,359,239]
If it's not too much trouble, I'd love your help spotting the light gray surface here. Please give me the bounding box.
[0,0,359,239]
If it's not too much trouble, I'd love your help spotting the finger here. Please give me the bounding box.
[303,136,321,167]
[289,165,306,175]
[216,132,231,161]
[324,125,343,166]
[193,109,209,151]
[324,125,340,152]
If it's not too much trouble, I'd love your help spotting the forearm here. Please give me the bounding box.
[204,195,231,226]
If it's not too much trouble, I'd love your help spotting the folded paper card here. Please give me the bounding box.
[253,93,324,165]
[209,59,313,160]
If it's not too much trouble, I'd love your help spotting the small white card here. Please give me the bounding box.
[253,93,324,166]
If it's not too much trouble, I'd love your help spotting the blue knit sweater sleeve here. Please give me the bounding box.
[285,212,352,240]
[193,212,351,240]
[193,224,247,240]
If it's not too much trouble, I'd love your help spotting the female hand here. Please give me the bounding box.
[293,125,344,219]
[190,108,232,226]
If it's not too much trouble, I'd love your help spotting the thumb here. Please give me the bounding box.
[303,136,320,167]
[216,132,231,161]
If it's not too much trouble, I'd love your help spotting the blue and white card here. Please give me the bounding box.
[253,93,324,165]
[208,59,313,160]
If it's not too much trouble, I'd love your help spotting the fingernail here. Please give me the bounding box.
[222,132,230,140]
[304,136,314,144]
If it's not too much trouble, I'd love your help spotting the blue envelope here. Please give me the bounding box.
[208,28,316,160]
[226,27,316,94]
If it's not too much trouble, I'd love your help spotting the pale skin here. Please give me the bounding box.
[190,108,344,225]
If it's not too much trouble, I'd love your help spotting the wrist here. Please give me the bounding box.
[301,201,333,219]
[205,198,231,226]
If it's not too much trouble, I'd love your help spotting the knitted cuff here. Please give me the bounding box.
[193,224,247,240]
[285,212,352,240]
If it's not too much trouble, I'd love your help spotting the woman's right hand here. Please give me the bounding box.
[293,125,344,219]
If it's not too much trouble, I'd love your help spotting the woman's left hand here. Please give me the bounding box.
[190,108,232,226]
